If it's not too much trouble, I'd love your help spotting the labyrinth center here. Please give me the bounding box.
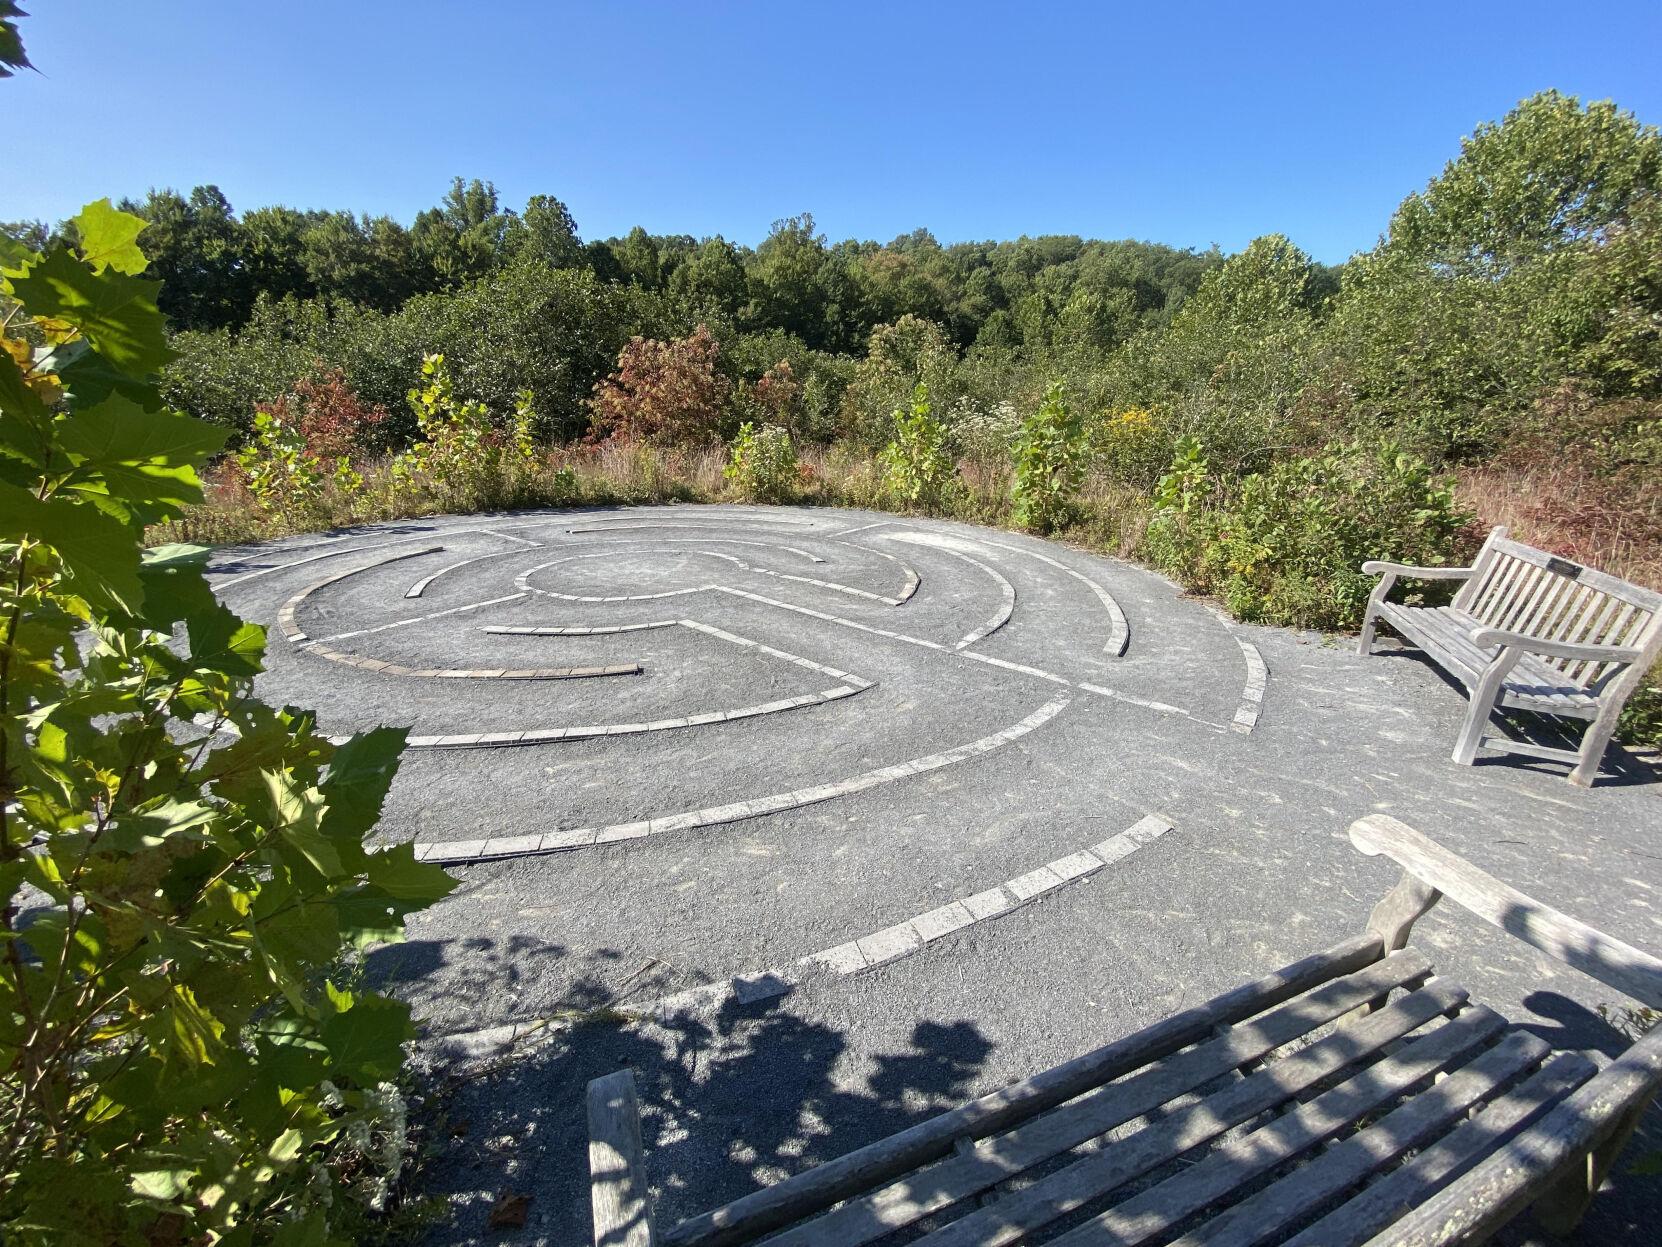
[213,506,1267,868]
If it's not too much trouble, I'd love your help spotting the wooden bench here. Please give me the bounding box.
[1357,525,1662,785]
[587,815,1662,1246]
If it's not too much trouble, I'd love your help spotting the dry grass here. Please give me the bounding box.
[1456,460,1662,592]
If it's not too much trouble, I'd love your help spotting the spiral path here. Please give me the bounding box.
[215,505,1270,866]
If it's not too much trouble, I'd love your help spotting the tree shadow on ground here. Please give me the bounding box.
[410,989,994,1245]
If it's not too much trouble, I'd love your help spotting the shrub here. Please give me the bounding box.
[392,352,540,509]
[0,201,455,1244]
[1091,404,1170,488]
[588,323,724,444]
[724,421,798,503]
[1012,381,1084,532]
[1146,436,1472,629]
[879,383,959,513]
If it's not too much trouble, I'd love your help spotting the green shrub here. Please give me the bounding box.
[1145,436,1472,629]
[0,201,455,1244]
[724,421,798,503]
[879,383,959,513]
[1012,381,1084,532]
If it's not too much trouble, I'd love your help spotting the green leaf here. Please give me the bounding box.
[7,246,172,381]
[0,481,144,613]
[56,394,227,523]
[72,199,150,276]
[319,994,411,1083]
[318,727,407,846]
[365,841,457,905]
[0,1,31,79]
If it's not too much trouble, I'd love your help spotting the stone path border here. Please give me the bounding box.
[214,520,550,590]
[409,695,1071,864]
[394,619,874,750]
[405,544,544,598]
[1232,636,1268,733]
[562,535,826,564]
[519,548,913,607]
[277,545,445,643]
[714,585,1237,731]
[975,537,1131,657]
[428,813,1174,1060]
[314,592,529,644]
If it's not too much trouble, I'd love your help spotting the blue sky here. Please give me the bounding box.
[5,2,1659,263]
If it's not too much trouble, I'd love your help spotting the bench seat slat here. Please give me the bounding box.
[910,985,1489,1247]
[1161,1032,1554,1247]
[1278,1052,1597,1247]
[1375,604,1601,713]
[759,953,1437,1247]
[659,935,1387,1247]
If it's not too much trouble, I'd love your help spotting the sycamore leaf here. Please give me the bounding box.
[73,199,150,276]
[319,994,411,1083]
[365,841,457,904]
[0,1,31,79]
[7,246,172,380]
[0,480,145,613]
[317,727,407,846]
[57,394,226,523]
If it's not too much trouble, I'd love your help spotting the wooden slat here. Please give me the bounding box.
[589,1070,656,1247]
[1279,1052,1596,1247]
[659,935,1387,1247]
[1491,562,1541,631]
[1039,1005,1517,1247]
[1469,556,1523,623]
[1164,1031,1551,1247]
[907,983,1485,1247]
[758,953,1437,1247]
[1486,536,1662,611]
[1350,816,1662,1010]
[1450,526,1507,612]
[1357,1026,1662,1247]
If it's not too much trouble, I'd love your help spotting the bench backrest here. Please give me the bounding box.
[1453,526,1662,692]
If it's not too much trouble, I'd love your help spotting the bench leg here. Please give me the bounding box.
[1452,651,1523,767]
[1356,579,1393,656]
[1569,710,1621,787]
[1450,695,1494,766]
[1357,609,1378,657]
[1533,1092,1655,1235]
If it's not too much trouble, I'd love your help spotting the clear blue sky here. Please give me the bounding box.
[5,2,1659,263]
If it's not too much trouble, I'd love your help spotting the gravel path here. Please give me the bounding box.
[209,503,1662,1246]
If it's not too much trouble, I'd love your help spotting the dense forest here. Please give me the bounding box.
[6,89,1659,731]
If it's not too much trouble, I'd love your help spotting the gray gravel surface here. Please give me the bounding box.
[208,503,1662,1246]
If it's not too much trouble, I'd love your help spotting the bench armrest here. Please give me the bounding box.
[1468,628,1643,665]
[1360,560,1474,579]
[1349,815,1662,1010]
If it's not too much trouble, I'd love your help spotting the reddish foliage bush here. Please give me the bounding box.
[588,324,725,444]
[291,365,390,460]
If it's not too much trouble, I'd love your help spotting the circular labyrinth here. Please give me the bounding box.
[211,506,1266,868]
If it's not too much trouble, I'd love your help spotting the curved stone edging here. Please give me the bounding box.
[406,543,544,598]
[428,813,1175,1057]
[400,682,864,751]
[410,694,1070,863]
[1232,636,1268,733]
[978,537,1130,656]
[277,545,445,643]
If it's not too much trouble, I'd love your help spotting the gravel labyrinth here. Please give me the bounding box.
[209,504,1662,1243]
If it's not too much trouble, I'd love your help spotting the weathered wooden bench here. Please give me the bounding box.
[587,815,1662,1246]
[1357,525,1662,785]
